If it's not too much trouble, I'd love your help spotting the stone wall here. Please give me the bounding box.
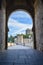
[0,10,2,49]
[17,35,23,45]
[14,35,34,48]
[2,9,6,50]
[35,0,43,51]
[23,38,34,48]
[0,8,6,50]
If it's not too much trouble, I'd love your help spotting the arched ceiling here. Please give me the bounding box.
[6,0,36,20]
[0,0,2,9]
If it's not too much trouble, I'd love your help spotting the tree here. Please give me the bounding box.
[8,35,14,43]
[23,34,32,38]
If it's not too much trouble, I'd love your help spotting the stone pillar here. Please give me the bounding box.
[0,9,6,50]
[0,0,6,50]
[0,10,2,49]
[34,0,43,51]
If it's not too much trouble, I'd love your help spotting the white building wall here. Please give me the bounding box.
[23,38,34,48]
[17,35,23,45]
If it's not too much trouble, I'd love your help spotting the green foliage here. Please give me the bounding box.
[23,34,32,38]
[8,35,14,43]
[8,33,32,43]
[16,34,32,38]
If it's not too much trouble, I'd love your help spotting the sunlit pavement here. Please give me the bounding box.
[8,45,31,49]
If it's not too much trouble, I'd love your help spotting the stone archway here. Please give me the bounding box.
[0,0,43,51]
[7,9,34,49]
[6,0,43,51]
[0,0,36,50]
[6,0,36,49]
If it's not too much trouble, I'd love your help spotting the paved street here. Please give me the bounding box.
[0,49,43,65]
[8,45,31,49]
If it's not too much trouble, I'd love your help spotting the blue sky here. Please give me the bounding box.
[8,10,33,37]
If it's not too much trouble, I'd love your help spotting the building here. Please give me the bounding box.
[14,35,23,45]
[14,30,34,48]
[26,28,32,34]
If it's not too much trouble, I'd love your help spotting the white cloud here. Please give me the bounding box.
[8,18,33,29]
[11,30,25,36]
[8,18,33,36]
[10,10,31,19]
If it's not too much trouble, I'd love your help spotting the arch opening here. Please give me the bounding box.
[7,9,34,49]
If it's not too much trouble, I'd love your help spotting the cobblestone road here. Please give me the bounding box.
[0,49,43,65]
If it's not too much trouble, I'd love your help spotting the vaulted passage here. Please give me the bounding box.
[0,0,42,51]
[6,0,43,51]
[0,0,43,65]
[5,0,36,50]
